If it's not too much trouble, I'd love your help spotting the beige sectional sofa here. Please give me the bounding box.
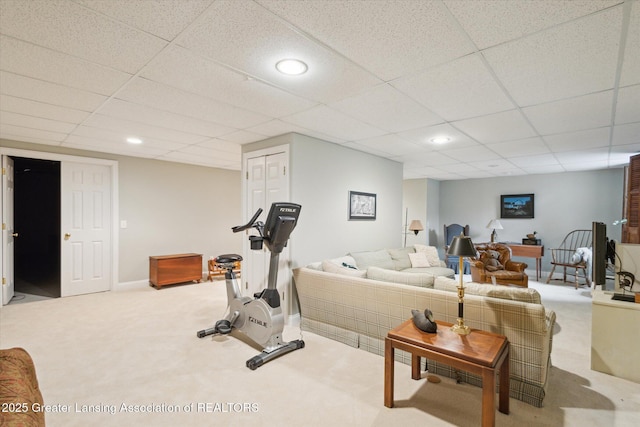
[293,247,556,407]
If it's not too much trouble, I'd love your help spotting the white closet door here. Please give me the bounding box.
[61,162,112,297]
[244,151,289,314]
[1,156,15,305]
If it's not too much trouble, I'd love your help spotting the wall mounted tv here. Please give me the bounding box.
[500,194,534,219]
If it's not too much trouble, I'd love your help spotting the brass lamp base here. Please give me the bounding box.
[451,318,471,335]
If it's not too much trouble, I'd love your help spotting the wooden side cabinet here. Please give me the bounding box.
[149,253,203,288]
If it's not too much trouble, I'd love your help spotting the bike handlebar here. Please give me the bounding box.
[231,208,263,233]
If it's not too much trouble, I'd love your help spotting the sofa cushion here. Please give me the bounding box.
[349,250,395,271]
[402,266,455,278]
[408,252,431,268]
[434,276,541,304]
[414,244,442,266]
[366,266,435,288]
[321,260,367,278]
[387,247,415,270]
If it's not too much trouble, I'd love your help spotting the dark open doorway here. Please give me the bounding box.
[13,157,61,298]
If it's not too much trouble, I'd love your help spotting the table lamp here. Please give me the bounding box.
[447,234,477,335]
[486,219,503,243]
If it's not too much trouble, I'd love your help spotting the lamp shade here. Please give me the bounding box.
[447,234,476,257]
[408,220,424,232]
[486,219,503,230]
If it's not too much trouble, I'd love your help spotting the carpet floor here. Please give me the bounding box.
[1,277,639,426]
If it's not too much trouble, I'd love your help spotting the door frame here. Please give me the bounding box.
[0,147,119,305]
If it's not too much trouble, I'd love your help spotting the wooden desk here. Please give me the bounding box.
[505,243,544,281]
[385,319,509,427]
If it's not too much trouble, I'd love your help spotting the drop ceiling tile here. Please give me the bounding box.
[392,54,514,121]
[0,72,107,111]
[0,36,132,96]
[620,1,640,87]
[281,105,386,141]
[215,130,266,145]
[437,162,481,174]
[440,145,502,162]
[0,95,90,123]
[141,46,318,117]
[246,119,345,144]
[610,143,640,166]
[0,0,167,73]
[445,0,620,49]
[615,84,640,125]
[258,0,475,81]
[63,135,168,158]
[196,138,242,154]
[397,151,462,168]
[483,6,621,106]
[452,110,537,143]
[72,125,187,151]
[115,78,270,129]
[97,99,236,137]
[347,134,422,157]
[554,147,611,165]
[73,0,213,41]
[82,114,207,145]
[544,127,611,152]
[518,164,565,174]
[508,153,560,167]
[397,123,477,149]
[612,122,640,145]
[0,123,66,143]
[485,137,550,157]
[0,111,76,133]
[524,91,613,135]
[177,0,381,103]
[467,158,522,172]
[158,150,238,169]
[328,84,442,133]
[178,144,238,163]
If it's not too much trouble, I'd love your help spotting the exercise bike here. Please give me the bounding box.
[197,202,304,370]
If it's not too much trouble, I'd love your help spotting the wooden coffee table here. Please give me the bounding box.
[385,319,509,427]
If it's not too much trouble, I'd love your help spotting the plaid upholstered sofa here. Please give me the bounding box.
[0,347,45,426]
[293,261,556,408]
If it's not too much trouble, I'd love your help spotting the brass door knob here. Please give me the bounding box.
[64,233,71,240]
[11,232,18,237]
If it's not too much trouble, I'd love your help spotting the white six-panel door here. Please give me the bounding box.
[61,162,111,297]
[245,150,289,315]
[1,156,15,305]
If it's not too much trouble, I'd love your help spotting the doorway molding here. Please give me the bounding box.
[0,147,119,303]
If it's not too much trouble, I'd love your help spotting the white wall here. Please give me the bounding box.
[437,169,625,275]
[289,134,403,267]
[402,179,428,248]
[0,139,242,284]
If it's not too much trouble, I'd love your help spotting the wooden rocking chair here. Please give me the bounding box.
[546,229,592,288]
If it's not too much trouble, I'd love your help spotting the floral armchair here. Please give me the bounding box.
[471,243,529,287]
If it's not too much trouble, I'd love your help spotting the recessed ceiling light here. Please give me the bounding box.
[126,137,143,144]
[276,59,308,75]
[429,137,450,144]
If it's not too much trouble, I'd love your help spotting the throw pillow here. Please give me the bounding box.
[414,244,441,266]
[408,252,431,268]
[321,260,367,278]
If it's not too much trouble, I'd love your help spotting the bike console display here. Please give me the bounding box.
[263,202,301,254]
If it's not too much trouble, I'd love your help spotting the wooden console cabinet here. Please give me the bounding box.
[149,253,203,288]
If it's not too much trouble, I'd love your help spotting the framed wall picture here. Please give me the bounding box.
[349,191,376,220]
[501,194,534,219]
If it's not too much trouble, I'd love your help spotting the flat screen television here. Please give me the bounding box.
[591,221,609,288]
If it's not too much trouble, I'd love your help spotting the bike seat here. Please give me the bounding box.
[215,254,243,264]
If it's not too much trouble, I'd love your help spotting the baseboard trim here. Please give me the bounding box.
[114,280,149,292]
